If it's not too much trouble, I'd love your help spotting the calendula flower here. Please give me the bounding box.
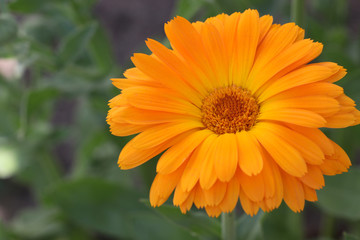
[107,9,360,217]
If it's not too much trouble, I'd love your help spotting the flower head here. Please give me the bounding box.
[107,9,360,217]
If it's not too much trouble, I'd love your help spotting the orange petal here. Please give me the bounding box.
[258,63,338,102]
[320,159,347,176]
[173,185,191,206]
[251,123,307,177]
[123,67,152,80]
[180,145,206,192]
[219,177,240,213]
[249,39,323,93]
[258,108,326,128]
[338,93,356,105]
[236,130,263,175]
[145,38,208,97]
[232,9,260,86]
[203,180,227,206]
[223,12,241,70]
[264,82,344,101]
[129,121,202,149]
[179,190,195,214]
[108,122,148,137]
[199,135,218,189]
[261,96,340,117]
[165,16,215,89]
[126,86,201,115]
[111,77,161,89]
[238,171,265,202]
[157,130,213,174]
[253,23,300,71]
[205,13,228,27]
[281,171,305,212]
[150,164,186,207]
[325,113,356,128]
[131,53,202,106]
[264,158,284,210]
[111,107,197,125]
[193,184,207,208]
[261,153,276,198]
[205,206,222,218]
[300,165,324,190]
[303,185,318,202]
[108,95,128,108]
[257,123,324,165]
[214,133,238,182]
[295,26,305,41]
[258,15,273,44]
[287,125,334,156]
[352,109,360,125]
[118,128,195,169]
[200,22,228,87]
[118,135,176,170]
[239,188,260,216]
[319,62,347,83]
[320,140,351,175]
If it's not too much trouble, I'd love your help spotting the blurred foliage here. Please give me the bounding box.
[0,0,359,239]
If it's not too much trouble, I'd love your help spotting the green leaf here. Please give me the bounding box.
[16,148,62,197]
[44,178,197,239]
[71,130,111,177]
[149,203,221,239]
[130,211,198,240]
[262,204,303,240]
[58,22,96,66]
[0,14,17,44]
[213,0,248,14]
[44,178,144,238]
[89,27,114,74]
[11,207,63,239]
[9,0,64,13]
[27,87,59,115]
[28,38,57,70]
[9,0,45,12]
[317,168,360,220]
[174,0,207,19]
[343,233,360,240]
[0,220,14,240]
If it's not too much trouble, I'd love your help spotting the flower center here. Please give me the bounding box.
[201,86,260,134]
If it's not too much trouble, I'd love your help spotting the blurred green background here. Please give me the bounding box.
[0,0,359,239]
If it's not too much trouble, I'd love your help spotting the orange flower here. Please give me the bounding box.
[107,9,360,217]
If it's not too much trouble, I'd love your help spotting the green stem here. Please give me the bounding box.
[221,212,236,240]
[321,214,335,238]
[291,0,305,27]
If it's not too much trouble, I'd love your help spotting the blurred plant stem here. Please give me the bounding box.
[291,0,305,28]
[352,220,360,237]
[17,89,29,141]
[321,214,335,238]
[221,212,236,240]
